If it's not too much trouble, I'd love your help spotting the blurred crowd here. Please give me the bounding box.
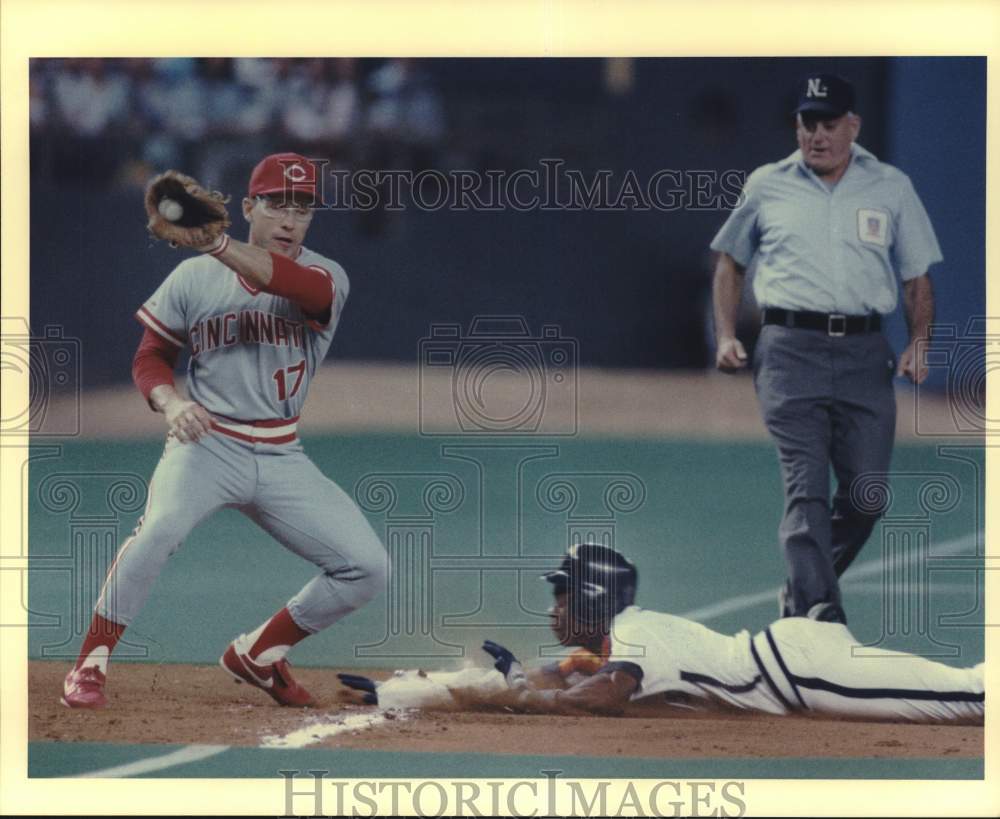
[30,58,447,191]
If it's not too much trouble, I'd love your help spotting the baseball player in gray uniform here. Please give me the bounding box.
[710,75,940,623]
[341,544,984,723]
[62,152,388,709]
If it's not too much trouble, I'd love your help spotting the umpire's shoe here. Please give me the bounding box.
[220,635,315,707]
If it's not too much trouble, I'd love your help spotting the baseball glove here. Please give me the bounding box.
[144,170,231,249]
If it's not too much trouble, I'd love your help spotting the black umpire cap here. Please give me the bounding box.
[794,74,856,117]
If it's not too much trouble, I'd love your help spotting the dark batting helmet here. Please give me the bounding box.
[542,543,638,626]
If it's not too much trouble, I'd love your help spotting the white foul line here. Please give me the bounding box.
[74,743,228,778]
[679,531,980,623]
[260,712,393,749]
[71,711,396,776]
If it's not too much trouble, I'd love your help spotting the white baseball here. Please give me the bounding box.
[158,198,183,222]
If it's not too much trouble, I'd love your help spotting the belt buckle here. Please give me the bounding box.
[827,314,847,337]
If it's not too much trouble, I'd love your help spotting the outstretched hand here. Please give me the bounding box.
[482,640,518,675]
[482,640,527,688]
[337,673,378,705]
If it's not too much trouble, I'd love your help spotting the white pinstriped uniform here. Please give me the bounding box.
[606,607,983,723]
[95,248,388,633]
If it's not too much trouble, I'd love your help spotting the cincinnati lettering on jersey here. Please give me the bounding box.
[190,309,306,357]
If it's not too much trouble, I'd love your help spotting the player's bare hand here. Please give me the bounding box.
[897,341,928,384]
[716,337,748,372]
[164,399,212,443]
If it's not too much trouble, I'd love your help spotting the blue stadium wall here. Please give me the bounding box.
[30,58,983,390]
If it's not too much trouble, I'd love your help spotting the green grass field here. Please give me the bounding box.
[28,434,985,670]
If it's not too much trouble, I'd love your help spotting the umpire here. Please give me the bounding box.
[710,74,940,623]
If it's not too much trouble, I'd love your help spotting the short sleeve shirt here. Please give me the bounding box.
[710,144,942,314]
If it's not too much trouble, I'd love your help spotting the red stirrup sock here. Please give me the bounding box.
[75,613,127,673]
[246,607,310,664]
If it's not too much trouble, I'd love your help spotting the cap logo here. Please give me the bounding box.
[283,162,308,183]
[806,78,828,98]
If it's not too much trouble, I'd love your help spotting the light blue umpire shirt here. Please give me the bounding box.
[710,143,943,315]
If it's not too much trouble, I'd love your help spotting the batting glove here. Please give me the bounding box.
[337,673,378,705]
[482,640,527,689]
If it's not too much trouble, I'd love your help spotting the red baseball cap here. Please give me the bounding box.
[248,152,319,202]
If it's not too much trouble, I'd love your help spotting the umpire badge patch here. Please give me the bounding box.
[857,208,889,247]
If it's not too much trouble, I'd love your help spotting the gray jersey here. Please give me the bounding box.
[137,246,348,421]
[101,244,387,640]
[710,143,942,314]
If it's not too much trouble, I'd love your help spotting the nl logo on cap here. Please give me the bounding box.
[806,77,828,98]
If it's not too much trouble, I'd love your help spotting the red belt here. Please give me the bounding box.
[210,414,299,445]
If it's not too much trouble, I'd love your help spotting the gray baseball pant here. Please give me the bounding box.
[95,432,389,633]
[753,324,897,616]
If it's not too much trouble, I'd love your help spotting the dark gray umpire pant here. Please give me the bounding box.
[753,324,897,616]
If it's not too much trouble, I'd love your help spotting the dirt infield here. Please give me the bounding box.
[32,661,982,758]
[44,364,965,441]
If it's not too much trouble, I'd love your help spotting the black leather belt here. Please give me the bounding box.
[761,308,882,337]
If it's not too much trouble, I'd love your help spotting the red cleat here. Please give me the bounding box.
[219,635,315,707]
[61,665,108,709]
